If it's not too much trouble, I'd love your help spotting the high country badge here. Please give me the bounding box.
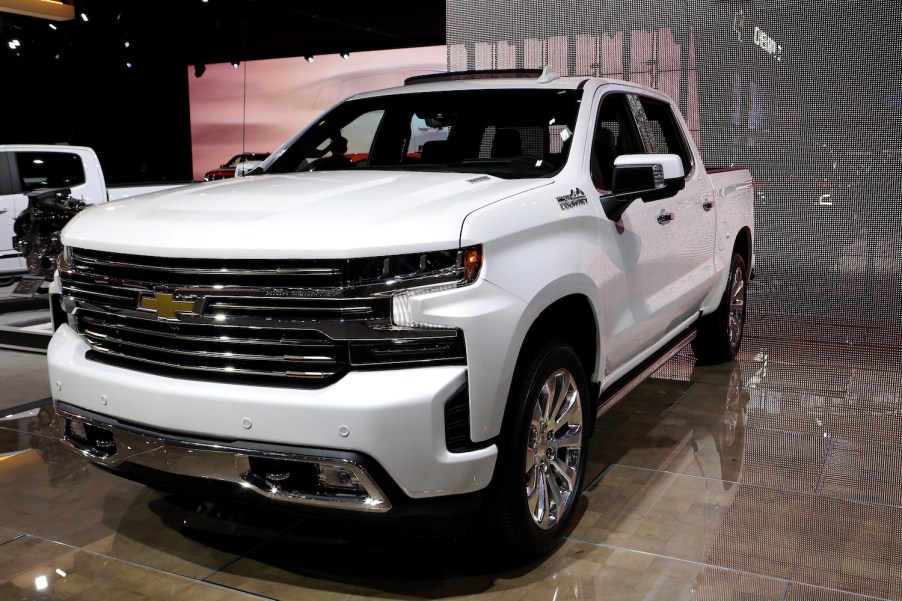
[556,188,588,210]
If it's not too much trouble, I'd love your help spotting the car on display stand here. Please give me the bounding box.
[203,152,271,181]
[0,145,188,291]
[46,68,755,557]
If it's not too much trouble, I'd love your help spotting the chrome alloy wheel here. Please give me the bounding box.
[728,265,746,345]
[524,368,584,530]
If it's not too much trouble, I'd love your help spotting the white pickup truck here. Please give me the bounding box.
[0,144,187,278]
[48,69,754,556]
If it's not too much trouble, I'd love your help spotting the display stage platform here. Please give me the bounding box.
[0,278,52,353]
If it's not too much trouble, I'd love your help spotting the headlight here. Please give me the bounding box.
[367,245,482,328]
[348,245,482,290]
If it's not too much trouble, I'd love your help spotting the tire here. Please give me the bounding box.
[485,340,590,557]
[692,252,748,364]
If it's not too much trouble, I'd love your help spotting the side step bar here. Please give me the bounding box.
[596,329,696,419]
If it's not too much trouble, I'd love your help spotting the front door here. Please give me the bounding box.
[590,92,715,372]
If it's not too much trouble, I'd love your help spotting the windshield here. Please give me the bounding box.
[263,88,583,179]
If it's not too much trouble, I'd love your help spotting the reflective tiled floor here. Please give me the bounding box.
[0,307,900,599]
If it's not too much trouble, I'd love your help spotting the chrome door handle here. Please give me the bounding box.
[657,211,675,224]
[702,200,715,211]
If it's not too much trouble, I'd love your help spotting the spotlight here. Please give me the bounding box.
[80,12,88,22]
[126,61,132,68]
[124,41,130,48]
[304,55,314,63]
[231,60,240,69]
[340,51,349,60]
[48,24,57,30]
[194,63,206,78]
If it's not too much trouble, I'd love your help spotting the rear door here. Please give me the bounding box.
[630,94,717,322]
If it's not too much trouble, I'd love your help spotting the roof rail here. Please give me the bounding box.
[404,69,543,85]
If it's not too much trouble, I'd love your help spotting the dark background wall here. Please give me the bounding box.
[0,0,445,184]
[447,0,902,342]
[0,5,195,184]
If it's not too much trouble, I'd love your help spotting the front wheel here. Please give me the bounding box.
[692,252,748,364]
[485,341,590,557]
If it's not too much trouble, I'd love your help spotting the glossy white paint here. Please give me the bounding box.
[613,153,686,179]
[106,182,190,202]
[62,172,551,258]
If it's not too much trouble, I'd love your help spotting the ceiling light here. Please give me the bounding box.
[304,55,314,63]
[231,60,240,69]
[340,51,349,60]
[80,12,88,22]
[194,63,206,78]
[126,62,133,68]
[124,41,130,48]
[48,24,57,30]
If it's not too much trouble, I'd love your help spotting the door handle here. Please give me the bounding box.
[0,209,7,215]
[657,211,675,224]
[702,200,715,211]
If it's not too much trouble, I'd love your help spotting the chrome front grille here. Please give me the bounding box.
[60,248,464,387]
[78,309,342,382]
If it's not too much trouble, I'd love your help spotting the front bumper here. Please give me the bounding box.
[57,402,392,512]
[48,324,497,502]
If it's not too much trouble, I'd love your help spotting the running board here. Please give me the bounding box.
[596,329,696,419]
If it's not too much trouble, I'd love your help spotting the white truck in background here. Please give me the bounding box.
[0,144,188,280]
[48,69,754,557]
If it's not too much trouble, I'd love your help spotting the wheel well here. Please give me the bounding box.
[519,295,597,383]
[734,226,752,275]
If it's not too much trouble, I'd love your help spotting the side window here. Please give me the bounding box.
[271,109,385,172]
[629,95,693,175]
[590,94,643,191]
[341,109,384,158]
[15,151,86,192]
[0,152,12,195]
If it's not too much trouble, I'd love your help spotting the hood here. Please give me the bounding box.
[62,171,551,258]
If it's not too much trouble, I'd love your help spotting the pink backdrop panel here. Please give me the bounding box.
[188,46,447,180]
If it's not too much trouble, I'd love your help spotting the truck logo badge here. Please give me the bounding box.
[139,292,195,319]
[556,188,588,210]
[467,175,490,184]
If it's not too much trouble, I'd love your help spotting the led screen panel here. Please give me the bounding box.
[447,0,902,339]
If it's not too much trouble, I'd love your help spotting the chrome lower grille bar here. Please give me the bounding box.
[57,405,391,512]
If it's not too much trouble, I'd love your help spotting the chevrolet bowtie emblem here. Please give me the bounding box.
[139,292,195,319]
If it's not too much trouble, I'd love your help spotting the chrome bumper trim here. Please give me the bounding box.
[56,407,391,513]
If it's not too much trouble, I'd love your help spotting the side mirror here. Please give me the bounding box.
[603,154,686,220]
[612,153,685,196]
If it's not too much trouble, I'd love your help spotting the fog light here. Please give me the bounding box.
[317,464,362,492]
